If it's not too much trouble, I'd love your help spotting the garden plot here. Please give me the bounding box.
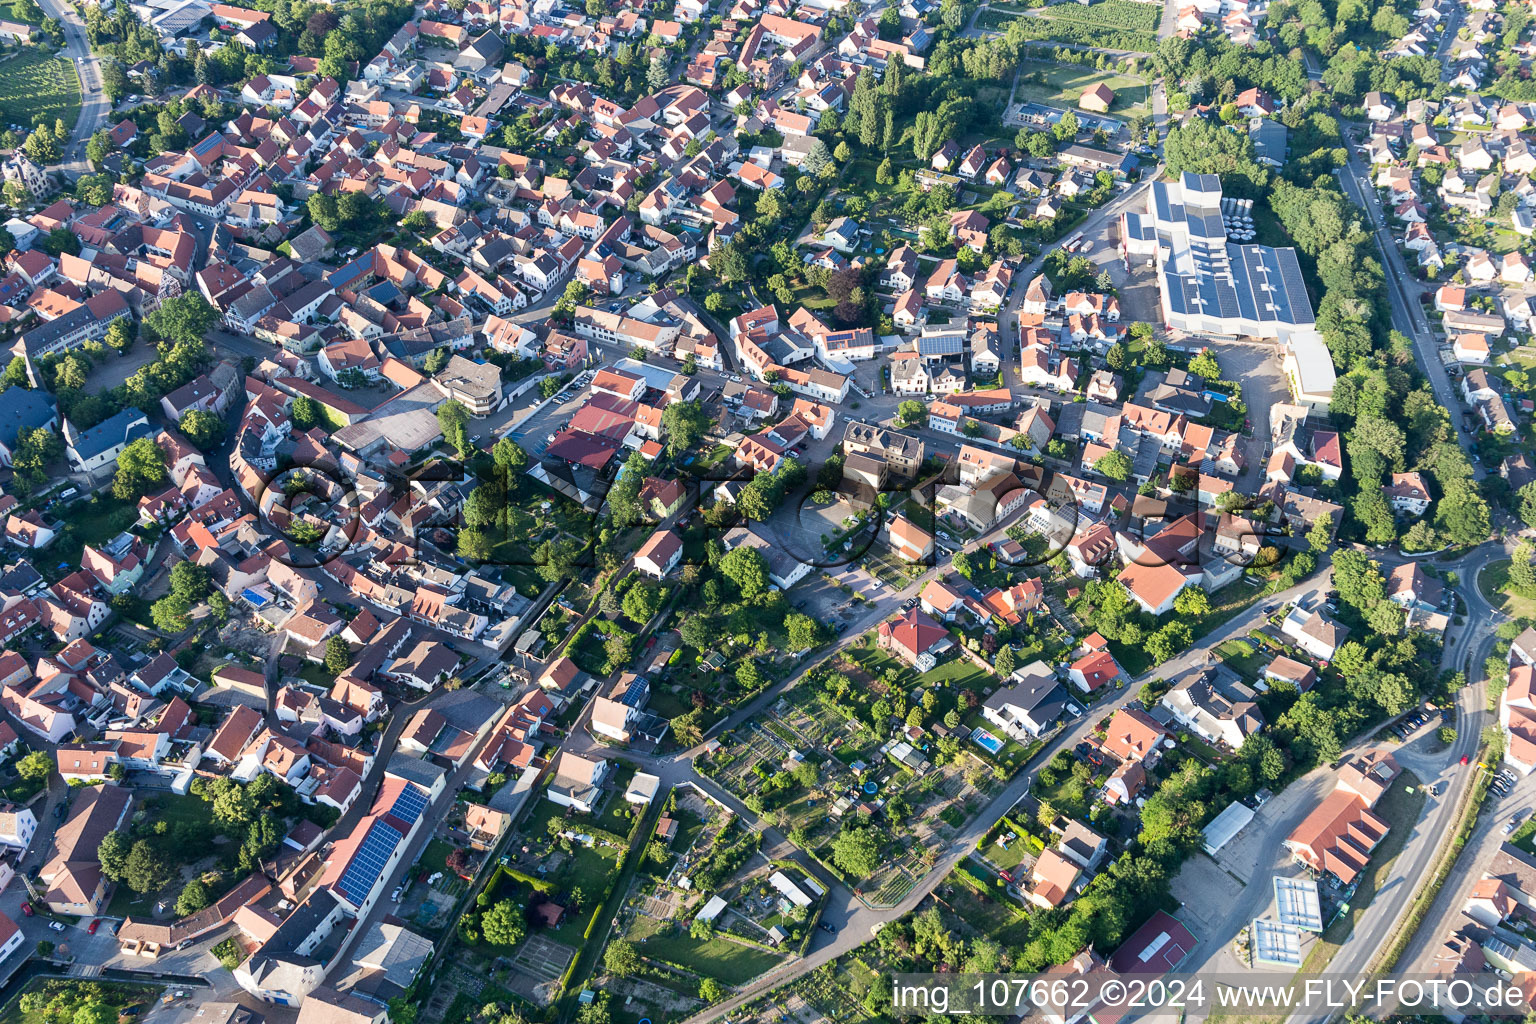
[772,692,871,753]
[411,885,462,932]
[713,727,792,791]
[637,887,684,920]
[788,956,886,1024]
[602,974,703,1024]
[509,934,576,985]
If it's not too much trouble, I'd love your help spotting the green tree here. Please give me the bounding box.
[1173,587,1210,617]
[290,394,321,430]
[145,294,217,347]
[178,409,224,448]
[661,400,711,457]
[604,939,641,977]
[604,451,649,529]
[112,436,167,500]
[492,436,528,476]
[830,826,881,875]
[699,980,726,1004]
[103,316,133,353]
[175,879,212,917]
[646,56,669,92]
[308,192,340,231]
[1306,515,1333,553]
[123,839,169,894]
[785,612,824,651]
[1437,483,1490,547]
[23,128,58,165]
[896,399,926,426]
[1093,450,1132,482]
[719,545,769,599]
[85,129,111,167]
[995,644,1015,677]
[621,581,664,623]
[16,750,51,781]
[324,635,351,674]
[482,899,527,947]
[168,560,209,606]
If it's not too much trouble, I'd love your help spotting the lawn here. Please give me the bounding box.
[945,865,1032,946]
[0,46,80,131]
[1478,560,1536,620]
[520,798,627,892]
[2,773,42,803]
[1014,60,1152,117]
[50,493,139,575]
[1214,638,1267,681]
[918,655,993,691]
[418,838,455,879]
[1511,815,1536,856]
[628,916,787,984]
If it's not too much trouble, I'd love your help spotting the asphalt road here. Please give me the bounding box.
[34,0,109,178]
[551,545,1347,1024]
[1335,146,1483,466]
[1279,542,1502,1024]
[1389,544,1522,979]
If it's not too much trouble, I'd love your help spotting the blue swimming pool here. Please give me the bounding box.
[970,728,1004,755]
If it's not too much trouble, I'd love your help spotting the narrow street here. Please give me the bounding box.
[34,0,109,178]
[1335,147,1482,464]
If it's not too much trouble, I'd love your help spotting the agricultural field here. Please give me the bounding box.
[0,46,78,131]
[1029,0,1162,34]
[975,5,1159,51]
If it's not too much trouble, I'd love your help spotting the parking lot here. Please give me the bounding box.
[505,369,597,454]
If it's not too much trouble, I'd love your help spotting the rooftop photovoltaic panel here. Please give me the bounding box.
[337,817,404,902]
[1129,176,1319,339]
[917,334,964,356]
[388,784,429,825]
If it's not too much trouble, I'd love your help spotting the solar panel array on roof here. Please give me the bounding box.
[388,783,429,825]
[337,816,404,903]
[917,333,964,356]
[619,677,648,708]
[1136,177,1318,339]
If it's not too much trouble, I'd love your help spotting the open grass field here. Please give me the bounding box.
[0,46,78,131]
[1478,559,1536,620]
[629,916,787,984]
[1014,60,1151,117]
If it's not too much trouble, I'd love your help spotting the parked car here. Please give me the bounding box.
[48,921,65,932]
[86,919,99,935]
[819,921,835,933]
[19,903,32,917]
[1462,755,1471,765]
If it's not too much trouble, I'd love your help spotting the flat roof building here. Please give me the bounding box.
[1123,172,1316,341]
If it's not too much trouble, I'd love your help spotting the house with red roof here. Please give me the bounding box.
[877,608,953,672]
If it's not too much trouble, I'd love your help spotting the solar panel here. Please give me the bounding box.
[337,817,404,902]
[389,784,429,824]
